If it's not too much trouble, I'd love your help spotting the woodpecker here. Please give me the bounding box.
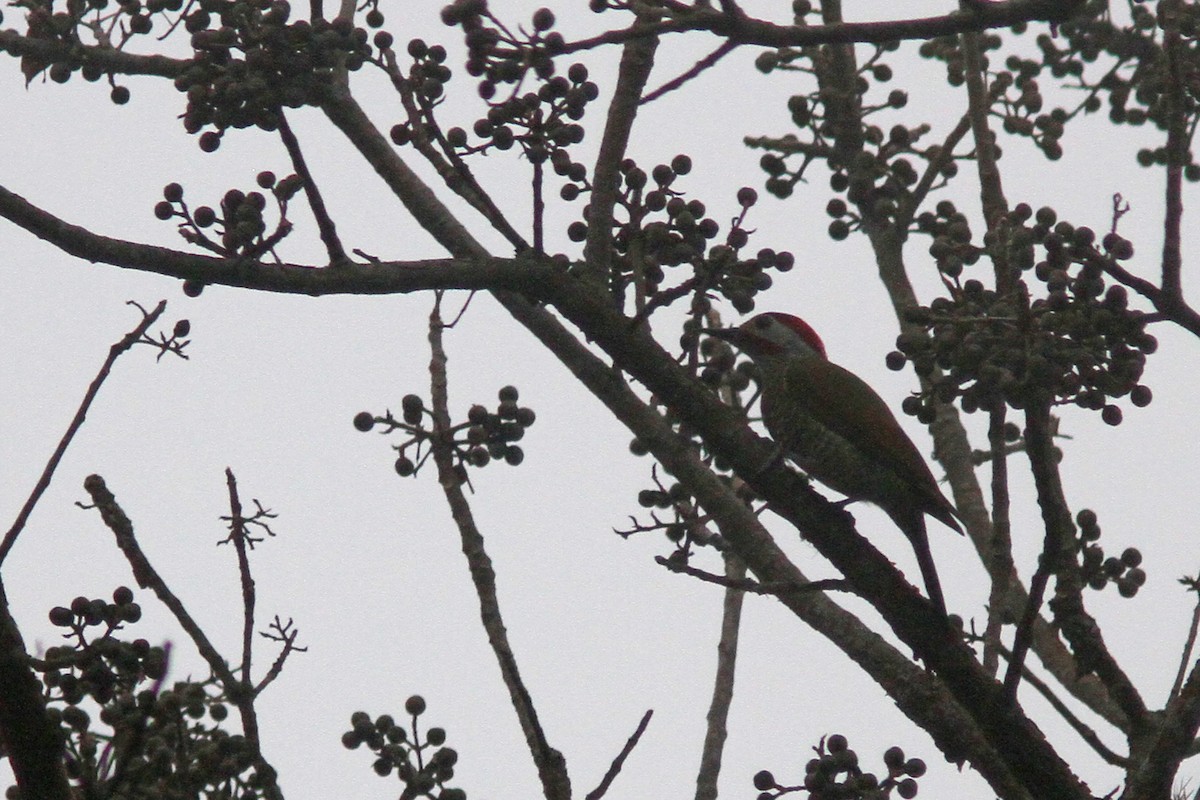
[706,312,963,615]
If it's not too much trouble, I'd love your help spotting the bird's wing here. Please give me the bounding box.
[784,358,962,531]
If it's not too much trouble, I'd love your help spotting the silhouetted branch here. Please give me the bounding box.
[585,709,653,800]
[0,300,167,566]
[425,297,571,800]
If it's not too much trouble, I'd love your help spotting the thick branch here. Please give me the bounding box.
[1122,659,1200,800]
[0,29,186,77]
[559,0,1084,53]
[582,9,659,282]
[0,579,72,800]
[1023,409,1148,728]
[502,296,1031,797]
[537,275,1086,799]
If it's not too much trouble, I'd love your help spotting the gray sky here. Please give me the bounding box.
[4,1,1200,797]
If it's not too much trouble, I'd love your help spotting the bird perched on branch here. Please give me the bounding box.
[705,312,963,615]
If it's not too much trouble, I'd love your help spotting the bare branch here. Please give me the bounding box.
[694,553,744,800]
[79,475,286,800]
[557,0,1085,54]
[1022,407,1148,727]
[277,112,349,265]
[0,300,167,566]
[585,709,653,800]
[641,40,737,105]
[655,554,845,597]
[425,297,570,800]
[582,9,660,283]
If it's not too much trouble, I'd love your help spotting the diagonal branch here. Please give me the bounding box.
[641,41,737,105]
[80,474,285,800]
[582,8,660,283]
[1023,407,1148,728]
[0,300,166,566]
[425,297,570,800]
[277,112,348,265]
[586,709,653,800]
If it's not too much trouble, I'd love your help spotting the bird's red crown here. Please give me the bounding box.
[763,312,827,359]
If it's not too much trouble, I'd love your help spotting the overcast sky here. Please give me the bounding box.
[5,1,1200,797]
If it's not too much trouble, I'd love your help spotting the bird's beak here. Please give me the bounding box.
[700,327,741,344]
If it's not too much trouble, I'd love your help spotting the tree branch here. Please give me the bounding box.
[1022,408,1148,728]
[557,0,1085,54]
[80,474,284,800]
[582,8,660,283]
[425,297,570,800]
[277,112,348,265]
[694,552,744,800]
[0,300,166,566]
[0,578,72,800]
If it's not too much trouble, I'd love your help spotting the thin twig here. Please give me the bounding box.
[990,641,1126,767]
[378,48,529,252]
[255,617,306,696]
[585,709,653,800]
[892,114,971,232]
[655,555,844,596]
[224,469,257,689]
[425,295,570,800]
[641,41,737,105]
[277,111,348,265]
[0,300,166,567]
[1171,578,1200,701]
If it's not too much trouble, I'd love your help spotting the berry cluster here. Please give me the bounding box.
[393,4,599,171]
[914,200,982,279]
[1076,509,1146,598]
[440,0,565,102]
[891,202,1155,425]
[922,4,1200,178]
[34,589,274,797]
[154,173,300,261]
[17,0,168,102]
[44,587,160,705]
[92,679,263,795]
[615,466,728,554]
[568,157,794,317]
[1024,2,1200,179]
[753,735,926,800]
[175,0,373,146]
[354,385,535,480]
[342,696,465,800]
[751,39,914,210]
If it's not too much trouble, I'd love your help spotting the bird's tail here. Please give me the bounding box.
[904,516,947,616]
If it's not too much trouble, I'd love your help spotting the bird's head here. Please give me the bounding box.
[705,312,827,363]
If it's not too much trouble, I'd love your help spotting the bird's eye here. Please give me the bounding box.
[754,316,772,330]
